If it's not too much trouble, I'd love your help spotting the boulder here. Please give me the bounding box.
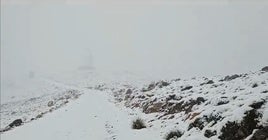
[223,74,240,81]
[125,89,132,94]
[261,66,268,72]
[8,119,23,128]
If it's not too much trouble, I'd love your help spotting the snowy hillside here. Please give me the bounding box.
[1,67,268,140]
[93,67,268,140]
[0,69,153,132]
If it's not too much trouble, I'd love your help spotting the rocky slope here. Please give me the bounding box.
[1,67,267,140]
[100,67,268,140]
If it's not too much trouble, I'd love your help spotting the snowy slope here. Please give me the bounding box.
[0,78,83,130]
[106,70,268,140]
[0,69,151,130]
[1,69,268,140]
[1,89,161,140]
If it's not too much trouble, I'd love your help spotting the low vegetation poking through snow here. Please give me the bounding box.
[165,130,183,140]
[132,118,146,130]
[99,67,268,140]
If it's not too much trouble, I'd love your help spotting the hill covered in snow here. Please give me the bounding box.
[1,67,268,140]
[97,67,268,140]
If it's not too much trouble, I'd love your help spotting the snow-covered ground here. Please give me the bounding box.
[1,69,268,140]
[86,69,268,140]
[0,70,152,131]
[106,70,268,140]
[1,90,161,140]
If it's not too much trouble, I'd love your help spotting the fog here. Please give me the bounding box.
[1,1,268,88]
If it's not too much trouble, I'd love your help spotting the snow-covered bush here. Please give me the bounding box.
[165,130,183,140]
[132,118,146,130]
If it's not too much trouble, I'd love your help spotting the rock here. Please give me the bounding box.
[146,94,154,97]
[189,112,201,120]
[249,100,265,109]
[64,100,69,104]
[204,130,217,138]
[147,83,156,91]
[36,113,43,118]
[261,90,268,94]
[261,66,268,72]
[0,127,11,133]
[223,74,240,81]
[47,101,54,107]
[188,118,205,130]
[125,89,132,94]
[166,94,178,101]
[200,80,214,86]
[156,81,170,88]
[142,82,156,92]
[168,115,175,119]
[167,102,184,114]
[8,119,23,128]
[167,97,206,115]
[49,108,54,112]
[252,83,258,88]
[181,86,193,91]
[217,99,229,106]
[250,126,268,140]
[206,80,214,84]
[173,78,181,82]
[140,81,170,91]
[138,95,146,99]
[143,102,164,114]
[196,97,206,104]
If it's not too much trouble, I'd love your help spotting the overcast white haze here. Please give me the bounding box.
[1,0,268,101]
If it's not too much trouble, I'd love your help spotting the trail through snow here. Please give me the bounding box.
[1,89,161,140]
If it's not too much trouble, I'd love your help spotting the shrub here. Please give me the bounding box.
[165,130,183,140]
[250,126,268,140]
[219,109,262,140]
[132,118,146,129]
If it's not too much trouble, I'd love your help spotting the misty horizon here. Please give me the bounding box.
[1,1,268,89]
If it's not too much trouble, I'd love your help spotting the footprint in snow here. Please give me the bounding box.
[105,121,117,140]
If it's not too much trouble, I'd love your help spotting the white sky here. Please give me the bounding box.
[1,1,268,82]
